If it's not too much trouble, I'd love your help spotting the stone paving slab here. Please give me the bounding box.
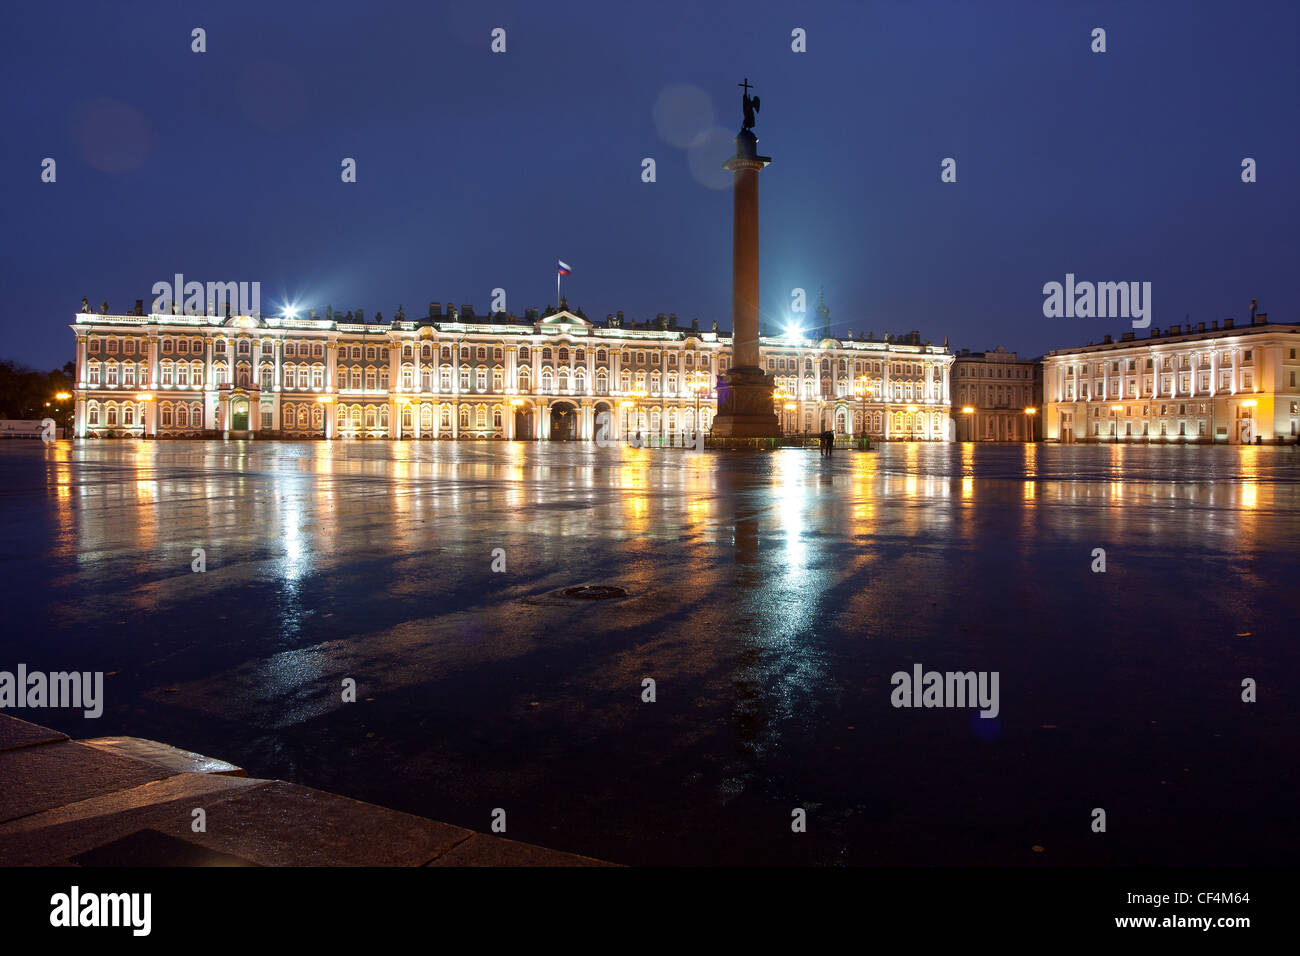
[0,740,172,825]
[0,717,613,866]
[0,773,267,865]
[80,736,246,776]
[146,780,475,866]
[73,828,262,867]
[0,714,68,752]
[428,833,617,867]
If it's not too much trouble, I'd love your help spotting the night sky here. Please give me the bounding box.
[2,0,1296,370]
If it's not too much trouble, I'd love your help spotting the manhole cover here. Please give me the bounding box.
[560,585,628,600]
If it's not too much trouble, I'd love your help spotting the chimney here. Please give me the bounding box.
[1224,318,1234,329]
[656,312,668,330]
[669,313,678,327]
[1102,334,1113,344]
[1150,328,1159,337]
[429,302,441,318]
[691,318,699,332]
[1250,298,1258,322]
[134,299,144,316]
[1211,320,1218,330]
[1169,325,1180,335]
[1197,322,1205,332]
[1255,312,1267,325]
[461,304,474,320]
[1121,332,1134,341]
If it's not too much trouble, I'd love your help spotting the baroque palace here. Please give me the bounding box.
[70,298,956,442]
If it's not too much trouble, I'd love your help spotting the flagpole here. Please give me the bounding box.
[557,265,560,307]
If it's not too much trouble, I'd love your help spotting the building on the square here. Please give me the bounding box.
[949,346,1042,441]
[69,298,954,442]
[1041,312,1300,443]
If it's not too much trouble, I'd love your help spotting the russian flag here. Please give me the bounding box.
[557,260,572,276]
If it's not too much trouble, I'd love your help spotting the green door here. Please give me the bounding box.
[231,401,249,430]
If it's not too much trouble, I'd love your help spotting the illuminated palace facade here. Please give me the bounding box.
[1042,315,1300,443]
[69,301,955,442]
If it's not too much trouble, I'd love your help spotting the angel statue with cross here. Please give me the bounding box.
[740,78,760,130]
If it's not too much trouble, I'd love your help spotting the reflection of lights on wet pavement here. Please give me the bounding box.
[7,439,1297,866]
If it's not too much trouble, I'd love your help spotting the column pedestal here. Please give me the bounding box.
[711,366,780,437]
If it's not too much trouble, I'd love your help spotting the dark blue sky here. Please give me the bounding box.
[2,0,1296,369]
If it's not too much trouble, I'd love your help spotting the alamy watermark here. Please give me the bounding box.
[1042,273,1151,329]
[0,664,103,718]
[890,663,999,718]
[150,273,260,317]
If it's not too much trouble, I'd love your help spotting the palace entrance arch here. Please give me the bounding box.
[550,401,578,441]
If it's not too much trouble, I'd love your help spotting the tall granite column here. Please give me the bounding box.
[710,125,781,439]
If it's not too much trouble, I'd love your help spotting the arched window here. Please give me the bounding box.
[459,405,470,428]
[106,404,118,426]
[161,403,173,427]
[492,406,502,428]
[541,369,553,393]
[298,406,309,428]
[476,405,487,428]
[177,404,188,427]
[311,404,323,428]
[365,407,377,428]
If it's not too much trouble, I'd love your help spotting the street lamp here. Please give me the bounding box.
[1110,404,1122,440]
[1024,406,1037,443]
[854,375,874,448]
[688,371,709,438]
[961,406,975,442]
